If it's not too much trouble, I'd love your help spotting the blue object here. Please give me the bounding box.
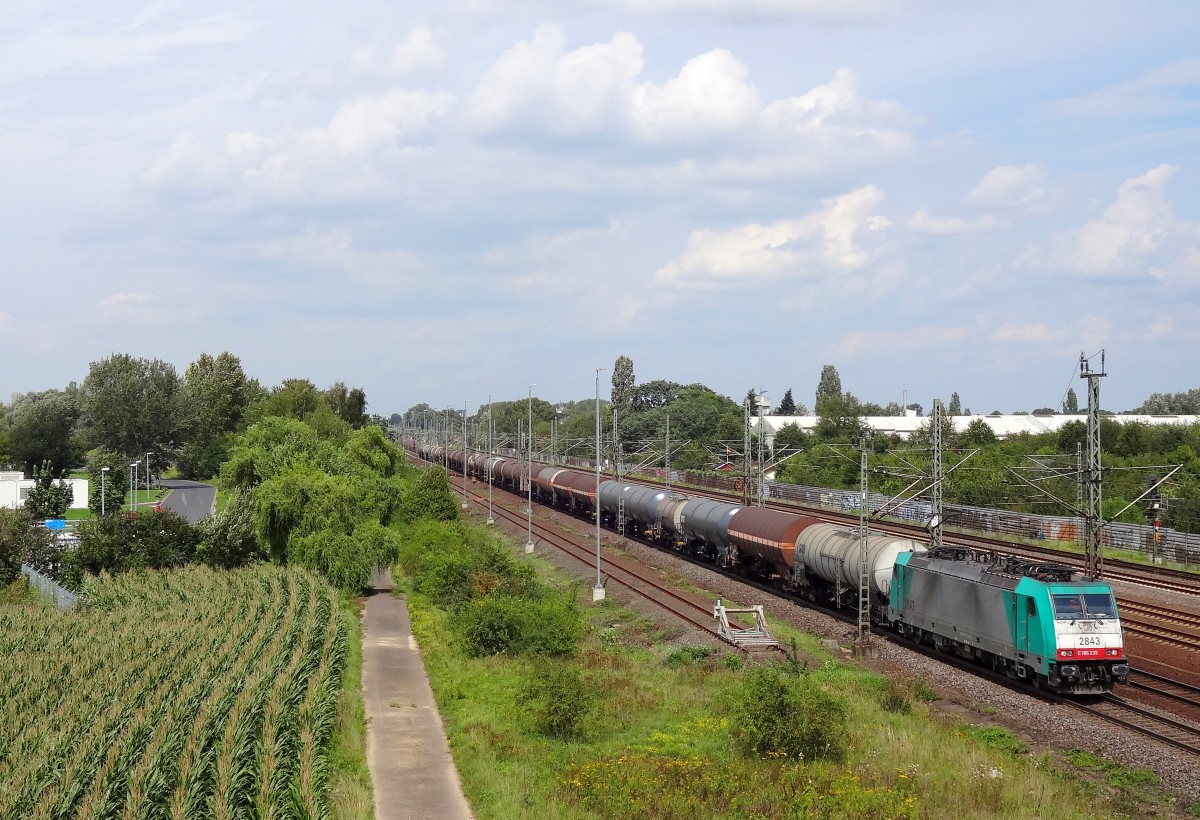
[43,519,66,530]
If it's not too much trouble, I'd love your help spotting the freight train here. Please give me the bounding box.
[412,442,1129,695]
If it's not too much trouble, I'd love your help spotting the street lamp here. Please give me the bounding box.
[100,466,109,516]
[129,462,138,512]
[526,384,536,552]
[462,402,469,510]
[145,452,152,502]
[487,394,494,526]
[593,367,605,602]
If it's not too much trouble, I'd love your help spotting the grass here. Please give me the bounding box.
[395,527,1179,820]
[329,593,375,819]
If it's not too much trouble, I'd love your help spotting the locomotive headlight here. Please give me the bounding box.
[1059,665,1080,678]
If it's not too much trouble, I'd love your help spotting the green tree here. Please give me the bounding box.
[7,389,84,476]
[778,388,796,416]
[949,392,962,415]
[1136,387,1200,414]
[814,365,844,418]
[179,351,249,478]
[324,381,369,428]
[959,418,997,447]
[24,461,73,520]
[611,355,635,416]
[1064,388,1079,414]
[80,354,182,459]
[86,452,128,516]
[773,422,808,452]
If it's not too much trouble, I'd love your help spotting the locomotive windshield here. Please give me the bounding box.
[1052,592,1117,620]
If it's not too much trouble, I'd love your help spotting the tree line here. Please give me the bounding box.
[400,357,1200,534]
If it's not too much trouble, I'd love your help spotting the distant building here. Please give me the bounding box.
[753,414,1200,448]
[0,471,90,511]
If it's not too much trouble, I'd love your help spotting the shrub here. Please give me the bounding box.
[398,468,460,524]
[727,664,849,762]
[457,594,581,657]
[520,660,595,739]
[63,508,201,589]
[196,493,267,569]
[0,508,55,584]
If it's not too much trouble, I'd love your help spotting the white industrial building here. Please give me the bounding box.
[753,414,1200,448]
[0,471,90,511]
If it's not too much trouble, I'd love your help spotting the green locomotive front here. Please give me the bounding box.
[887,547,1129,695]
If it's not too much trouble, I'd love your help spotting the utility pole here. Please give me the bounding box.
[462,402,469,510]
[1081,351,1106,579]
[487,395,494,525]
[857,434,872,643]
[930,398,944,550]
[664,413,671,495]
[742,398,752,505]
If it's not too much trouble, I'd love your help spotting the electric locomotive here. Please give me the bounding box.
[887,547,1129,695]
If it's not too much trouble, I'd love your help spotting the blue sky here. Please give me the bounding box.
[3,1,1199,416]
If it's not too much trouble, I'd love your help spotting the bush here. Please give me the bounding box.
[63,508,201,589]
[398,468,460,524]
[458,593,582,657]
[195,493,267,569]
[727,665,849,762]
[520,660,595,739]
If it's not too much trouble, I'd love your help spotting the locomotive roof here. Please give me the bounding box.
[908,546,1081,588]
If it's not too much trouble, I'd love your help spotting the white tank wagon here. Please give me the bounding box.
[792,522,925,606]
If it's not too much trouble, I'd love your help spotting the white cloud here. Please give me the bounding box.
[837,323,972,355]
[629,49,760,141]
[965,164,1046,210]
[655,185,889,288]
[907,208,997,234]
[467,25,645,134]
[1065,164,1178,274]
[352,28,447,78]
[145,88,454,197]
[466,30,907,155]
[595,0,897,22]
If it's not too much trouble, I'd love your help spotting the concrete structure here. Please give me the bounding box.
[755,414,1200,447]
[0,472,89,511]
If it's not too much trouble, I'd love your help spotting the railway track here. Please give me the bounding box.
[1129,669,1200,711]
[453,482,760,651]
[1064,695,1200,757]
[1119,600,1200,651]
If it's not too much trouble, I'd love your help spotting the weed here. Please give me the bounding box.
[721,652,743,671]
[1067,747,1161,789]
[965,726,1026,756]
[663,645,714,668]
[879,682,912,715]
[911,679,938,702]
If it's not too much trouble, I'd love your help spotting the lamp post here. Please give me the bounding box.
[487,394,494,526]
[526,384,536,552]
[593,367,605,602]
[145,452,152,501]
[129,462,138,512]
[462,402,469,510]
[100,466,109,516]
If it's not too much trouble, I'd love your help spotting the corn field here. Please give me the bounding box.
[0,564,348,819]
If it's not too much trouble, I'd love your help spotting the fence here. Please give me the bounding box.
[20,564,78,609]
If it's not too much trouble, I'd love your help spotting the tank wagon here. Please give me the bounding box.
[887,547,1128,694]
[404,442,1127,695]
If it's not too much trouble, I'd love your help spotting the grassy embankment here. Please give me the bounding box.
[395,521,1189,819]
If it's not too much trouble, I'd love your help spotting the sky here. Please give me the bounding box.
[3,1,1199,417]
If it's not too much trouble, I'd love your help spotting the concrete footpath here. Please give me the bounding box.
[362,569,474,820]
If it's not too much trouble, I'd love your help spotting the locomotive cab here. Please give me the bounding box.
[1040,586,1128,694]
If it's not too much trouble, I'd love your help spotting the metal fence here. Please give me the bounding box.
[20,564,78,610]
